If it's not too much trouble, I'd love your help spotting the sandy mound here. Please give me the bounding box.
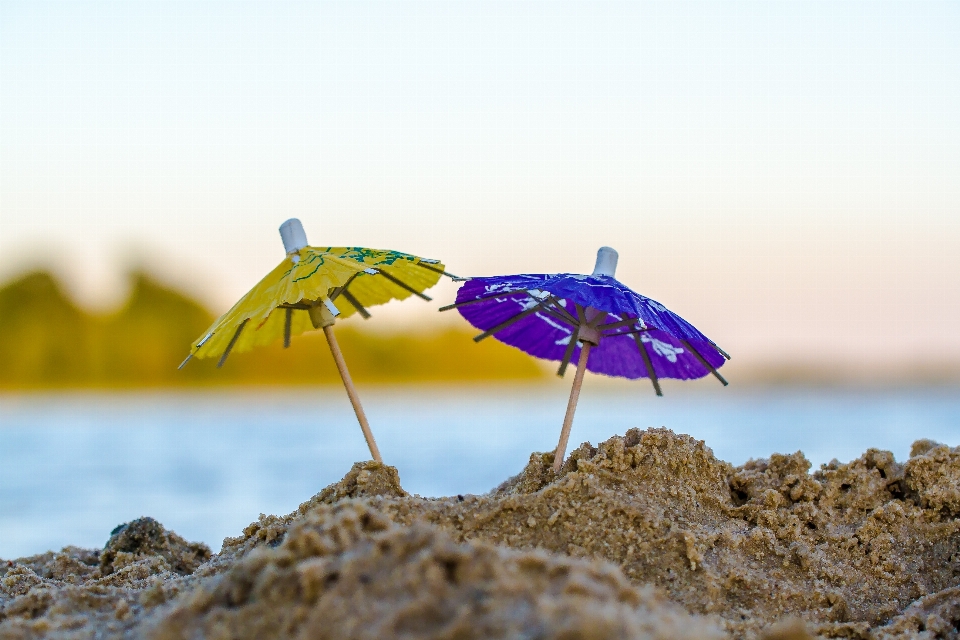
[3,427,960,639]
[152,502,718,640]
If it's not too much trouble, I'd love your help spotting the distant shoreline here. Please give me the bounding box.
[2,375,959,394]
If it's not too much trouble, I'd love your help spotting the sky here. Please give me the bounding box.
[1,1,959,372]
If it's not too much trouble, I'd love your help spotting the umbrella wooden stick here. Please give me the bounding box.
[321,324,383,463]
[553,342,592,473]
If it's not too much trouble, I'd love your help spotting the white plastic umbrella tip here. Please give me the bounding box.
[592,247,619,277]
[279,219,309,255]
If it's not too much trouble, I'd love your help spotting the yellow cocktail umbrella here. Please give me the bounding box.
[180,219,452,462]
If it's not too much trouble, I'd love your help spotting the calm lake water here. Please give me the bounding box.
[2,383,959,560]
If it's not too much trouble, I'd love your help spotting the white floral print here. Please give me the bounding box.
[640,334,685,363]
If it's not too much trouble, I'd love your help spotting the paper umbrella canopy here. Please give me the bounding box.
[181,218,453,462]
[442,246,728,471]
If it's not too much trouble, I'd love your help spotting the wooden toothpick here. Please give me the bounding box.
[322,324,383,463]
[553,341,592,473]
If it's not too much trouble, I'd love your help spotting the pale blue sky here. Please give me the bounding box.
[1,1,958,367]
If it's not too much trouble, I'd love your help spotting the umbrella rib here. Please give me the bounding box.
[376,269,432,301]
[339,288,372,319]
[546,297,578,325]
[558,301,587,379]
[536,305,578,328]
[413,261,461,280]
[573,302,591,327]
[681,340,728,386]
[597,317,642,331]
[278,302,311,310]
[575,303,588,326]
[633,334,663,397]
[556,335,579,378]
[604,326,654,338]
[709,340,731,360]
[438,289,529,312]
[217,319,248,369]
[329,272,362,303]
[283,308,293,348]
[179,329,216,369]
[590,310,608,327]
[473,303,544,342]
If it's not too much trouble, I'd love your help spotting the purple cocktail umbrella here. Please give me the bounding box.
[441,247,729,472]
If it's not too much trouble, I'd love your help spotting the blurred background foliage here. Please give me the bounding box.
[0,272,544,388]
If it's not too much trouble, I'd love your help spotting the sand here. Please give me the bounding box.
[3,427,960,639]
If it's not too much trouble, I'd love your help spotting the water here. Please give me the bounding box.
[2,384,959,560]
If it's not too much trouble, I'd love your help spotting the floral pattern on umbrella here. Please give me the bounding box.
[447,273,728,390]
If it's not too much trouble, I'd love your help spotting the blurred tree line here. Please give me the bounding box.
[0,272,544,388]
